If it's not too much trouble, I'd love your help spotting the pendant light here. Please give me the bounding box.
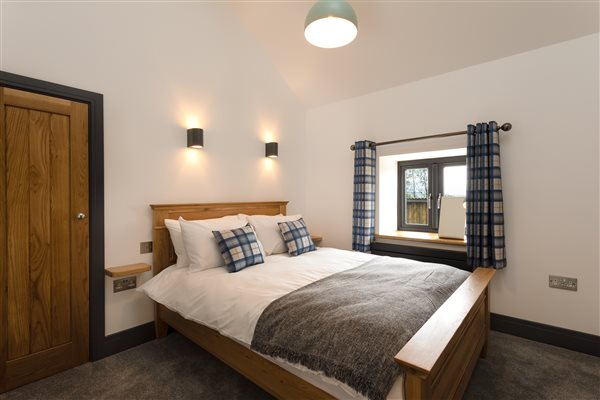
[304,0,358,49]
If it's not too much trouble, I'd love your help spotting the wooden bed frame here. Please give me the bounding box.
[150,201,495,400]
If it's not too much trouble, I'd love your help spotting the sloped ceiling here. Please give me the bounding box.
[231,1,599,108]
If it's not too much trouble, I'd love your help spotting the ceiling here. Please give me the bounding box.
[231,1,599,108]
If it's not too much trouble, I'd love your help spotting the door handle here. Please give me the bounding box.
[76,212,86,220]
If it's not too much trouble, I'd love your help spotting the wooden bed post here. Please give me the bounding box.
[404,374,430,400]
[480,286,491,358]
[155,307,169,339]
[151,206,175,339]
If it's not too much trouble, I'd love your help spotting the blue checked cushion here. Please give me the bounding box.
[277,218,316,256]
[212,225,265,272]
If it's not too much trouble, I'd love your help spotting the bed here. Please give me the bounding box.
[147,201,494,400]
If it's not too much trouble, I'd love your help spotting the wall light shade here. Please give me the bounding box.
[304,0,358,49]
[265,142,278,158]
[187,128,204,149]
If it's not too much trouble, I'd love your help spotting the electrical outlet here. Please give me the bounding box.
[140,241,153,254]
[549,275,577,291]
[114,277,137,293]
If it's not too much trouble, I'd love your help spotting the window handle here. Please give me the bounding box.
[437,193,442,209]
[427,193,432,210]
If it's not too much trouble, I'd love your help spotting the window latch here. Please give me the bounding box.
[427,193,432,210]
[437,193,442,210]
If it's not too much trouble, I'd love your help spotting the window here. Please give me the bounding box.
[397,156,466,232]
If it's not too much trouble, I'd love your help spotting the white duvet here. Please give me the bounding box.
[138,247,404,399]
[139,247,375,344]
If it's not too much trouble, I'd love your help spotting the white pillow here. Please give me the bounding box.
[164,219,189,268]
[246,214,303,255]
[180,215,247,273]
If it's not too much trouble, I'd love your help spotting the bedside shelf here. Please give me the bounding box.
[311,235,323,245]
[105,263,151,278]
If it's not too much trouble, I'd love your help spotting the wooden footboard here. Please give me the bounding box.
[394,268,495,400]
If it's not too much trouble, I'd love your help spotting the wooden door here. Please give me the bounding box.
[0,88,89,392]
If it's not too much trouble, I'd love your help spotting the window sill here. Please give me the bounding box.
[375,231,466,246]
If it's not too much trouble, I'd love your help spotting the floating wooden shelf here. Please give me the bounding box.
[311,235,323,244]
[105,263,151,278]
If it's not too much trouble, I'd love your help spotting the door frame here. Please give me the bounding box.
[0,71,106,361]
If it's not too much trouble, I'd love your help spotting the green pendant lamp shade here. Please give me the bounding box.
[304,0,358,49]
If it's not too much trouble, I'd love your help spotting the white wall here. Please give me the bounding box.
[306,34,599,335]
[2,2,307,334]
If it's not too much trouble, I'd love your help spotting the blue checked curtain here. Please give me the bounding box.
[466,121,506,269]
[352,140,376,252]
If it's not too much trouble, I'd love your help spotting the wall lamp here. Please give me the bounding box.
[265,142,278,158]
[187,128,204,149]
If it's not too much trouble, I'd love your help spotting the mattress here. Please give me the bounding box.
[138,247,404,400]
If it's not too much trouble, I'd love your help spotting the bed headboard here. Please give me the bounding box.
[150,201,288,275]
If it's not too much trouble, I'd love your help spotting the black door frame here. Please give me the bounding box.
[0,71,107,360]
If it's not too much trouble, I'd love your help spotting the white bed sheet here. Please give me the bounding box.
[138,247,404,400]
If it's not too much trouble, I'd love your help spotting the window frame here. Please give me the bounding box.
[397,155,466,232]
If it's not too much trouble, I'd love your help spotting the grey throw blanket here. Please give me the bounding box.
[251,257,470,400]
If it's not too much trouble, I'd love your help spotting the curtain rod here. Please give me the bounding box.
[349,122,512,151]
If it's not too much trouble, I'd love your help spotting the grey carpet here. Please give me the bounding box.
[1,331,598,400]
